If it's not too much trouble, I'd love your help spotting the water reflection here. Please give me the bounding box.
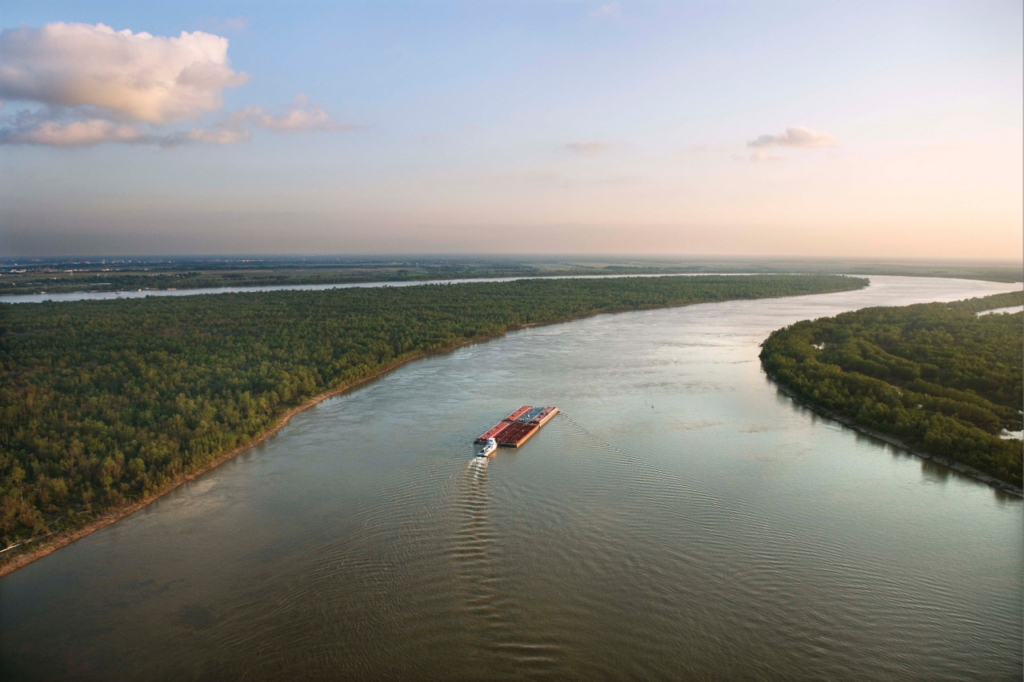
[920,458,952,484]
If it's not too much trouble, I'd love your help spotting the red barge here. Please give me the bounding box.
[475,406,559,448]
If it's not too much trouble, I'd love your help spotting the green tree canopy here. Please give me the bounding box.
[760,292,1023,487]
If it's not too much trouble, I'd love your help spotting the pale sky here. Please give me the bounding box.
[0,1,1021,258]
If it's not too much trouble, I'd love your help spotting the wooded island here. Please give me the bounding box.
[761,292,1023,488]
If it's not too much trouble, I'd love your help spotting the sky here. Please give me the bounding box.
[0,1,1021,258]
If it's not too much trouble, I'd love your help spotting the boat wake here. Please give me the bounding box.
[450,460,506,625]
[445,458,563,675]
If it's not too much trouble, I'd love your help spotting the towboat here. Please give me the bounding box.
[476,437,498,458]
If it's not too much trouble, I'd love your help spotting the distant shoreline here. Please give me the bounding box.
[764,370,1024,498]
[3,270,1021,303]
[1,271,757,303]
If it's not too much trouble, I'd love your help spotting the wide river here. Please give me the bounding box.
[1,276,1021,681]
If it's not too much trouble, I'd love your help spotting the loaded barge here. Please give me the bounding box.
[475,406,559,448]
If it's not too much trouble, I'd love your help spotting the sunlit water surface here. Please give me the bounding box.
[1,276,1021,681]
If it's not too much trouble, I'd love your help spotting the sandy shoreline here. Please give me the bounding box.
[764,370,1024,498]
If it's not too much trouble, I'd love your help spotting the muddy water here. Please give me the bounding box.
[1,276,1021,681]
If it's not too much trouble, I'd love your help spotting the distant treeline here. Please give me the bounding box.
[1,264,698,295]
[760,292,1023,486]
[0,275,865,546]
[3,257,1021,296]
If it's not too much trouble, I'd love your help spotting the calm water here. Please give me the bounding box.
[1,276,1021,681]
[979,305,1024,316]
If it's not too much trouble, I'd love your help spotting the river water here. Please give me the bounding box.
[1,276,1021,681]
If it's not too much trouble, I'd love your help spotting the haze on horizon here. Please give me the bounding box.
[0,1,1020,259]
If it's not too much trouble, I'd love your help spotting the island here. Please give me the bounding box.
[760,292,1023,492]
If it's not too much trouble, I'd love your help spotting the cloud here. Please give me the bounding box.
[748,150,785,163]
[0,118,150,146]
[589,3,622,19]
[566,141,615,155]
[224,96,350,133]
[0,100,346,147]
[0,22,247,123]
[0,24,351,148]
[0,117,251,148]
[182,127,250,145]
[747,126,836,149]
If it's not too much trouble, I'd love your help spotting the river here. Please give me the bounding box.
[1,276,1021,681]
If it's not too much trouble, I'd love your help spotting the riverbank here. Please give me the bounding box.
[0,338,489,579]
[765,369,1023,498]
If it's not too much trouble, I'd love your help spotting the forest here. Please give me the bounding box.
[0,274,865,548]
[760,292,1023,487]
[0,260,658,295]
[3,255,1020,296]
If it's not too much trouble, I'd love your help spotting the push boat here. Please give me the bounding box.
[477,437,498,458]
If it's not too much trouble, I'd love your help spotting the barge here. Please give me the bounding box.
[475,406,559,448]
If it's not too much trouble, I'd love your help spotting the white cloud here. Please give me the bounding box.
[0,22,247,123]
[748,126,837,148]
[0,23,351,148]
[566,141,615,155]
[0,118,148,146]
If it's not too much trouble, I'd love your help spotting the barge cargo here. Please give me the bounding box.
[475,406,559,448]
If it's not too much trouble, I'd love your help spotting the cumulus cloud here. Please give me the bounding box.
[0,22,246,123]
[0,23,351,148]
[747,126,836,149]
[566,141,615,155]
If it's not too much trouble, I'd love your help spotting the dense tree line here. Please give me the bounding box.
[0,275,864,546]
[760,292,1023,486]
[5,257,1020,296]
[1,264,701,296]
